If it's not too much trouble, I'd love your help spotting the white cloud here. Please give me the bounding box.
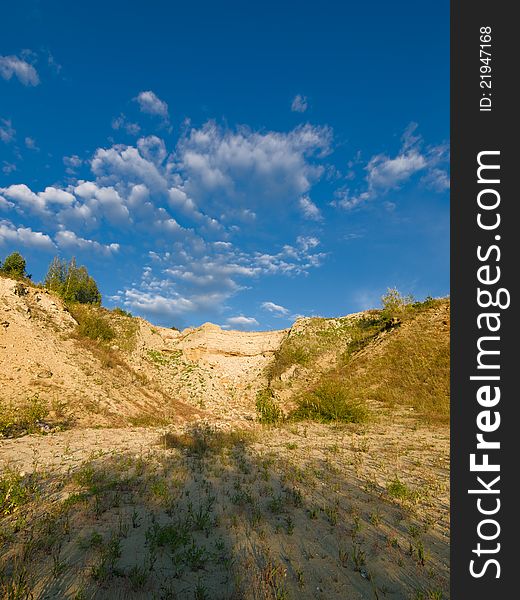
[135,90,169,120]
[0,220,55,250]
[0,55,40,86]
[0,119,15,144]
[291,94,308,113]
[177,121,332,211]
[55,230,120,255]
[111,113,141,136]
[421,168,450,192]
[299,195,322,221]
[336,123,449,210]
[137,136,167,165]
[122,288,196,319]
[0,184,47,214]
[91,145,168,194]
[261,301,289,316]
[0,122,331,323]
[63,155,83,175]
[38,186,75,206]
[366,151,426,189]
[226,315,259,330]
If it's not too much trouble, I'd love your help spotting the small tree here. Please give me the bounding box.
[44,256,102,304]
[0,252,29,279]
[381,288,414,317]
[44,256,67,293]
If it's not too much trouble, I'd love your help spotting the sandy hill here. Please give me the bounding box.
[0,276,287,428]
[1,274,449,432]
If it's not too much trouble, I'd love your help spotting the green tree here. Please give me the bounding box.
[44,256,67,294]
[44,256,102,304]
[0,252,29,279]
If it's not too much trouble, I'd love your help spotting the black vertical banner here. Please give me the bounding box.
[451,1,517,598]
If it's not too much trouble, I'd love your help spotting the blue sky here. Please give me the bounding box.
[0,0,449,330]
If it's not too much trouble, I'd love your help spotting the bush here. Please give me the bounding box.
[45,257,101,304]
[266,341,309,383]
[0,251,29,279]
[111,307,132,318]
[291,379,368,424]
[256,388,283,424]
[380,288,414,318]
[69,305,115,342]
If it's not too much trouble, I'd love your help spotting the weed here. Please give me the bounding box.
[323,504,338,526]
[0,395,49,438]
[256,388,283,424]
[387,477,421,503]
[128,564,149,591]
[352,545,366,571]
[69,304,115,341]
[0,469,38,515]
[291,379,369,424]
[268,494,285,514]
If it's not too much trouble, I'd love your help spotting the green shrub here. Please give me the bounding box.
[266,341,309,382]
[291,379,368,424]
[112,307,133,317]
[256,388,283,424]
[380,288,414,319]
[69,305,115,341]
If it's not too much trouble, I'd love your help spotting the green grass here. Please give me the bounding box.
[0,469,38,515]
[0,394,49,438]
[256,388,283,424]
[291,379,369,424]
[68,304,115,342]
[267,294,449,425]
[346,298,450,423]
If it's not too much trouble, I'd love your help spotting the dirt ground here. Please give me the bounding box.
[0,413,449,600]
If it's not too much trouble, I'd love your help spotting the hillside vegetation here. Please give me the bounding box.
[261,293,449,426]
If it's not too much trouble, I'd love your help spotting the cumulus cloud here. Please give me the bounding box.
[261,301,289,316]
[55,230,120,255]
[122,288,196,319]
[177,121,332,212]
[0,55,40,86]
[421,168,450,192]
[0,121,332,324]
[291,94,308,113]
[137,135,167,165]
[38,186,75,206]
[0,184,48,214]
[0,220,54,250]
[225,315,259,330]
[116,234,325,324]
[135,90,169,120]
[0,119,15,144]
[366,151,426,189]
